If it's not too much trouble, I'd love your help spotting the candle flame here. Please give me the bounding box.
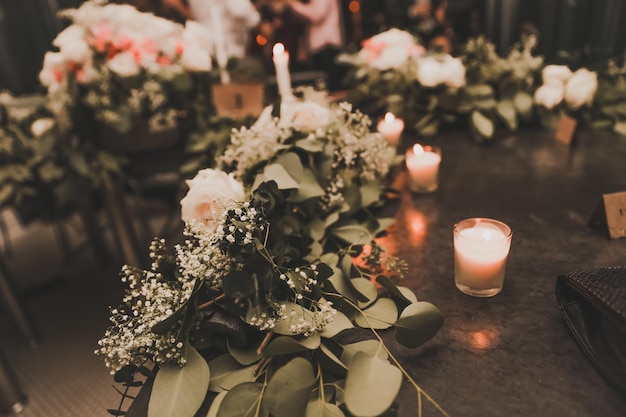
[481,230,492,241]
[384,112,395,122]
[412,143,424,155]
[273,43,285,56]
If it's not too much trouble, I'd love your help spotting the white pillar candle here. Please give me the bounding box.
[210,4,230,84]
[453,218,512,297]
[405,144,441,193]
[377,112,404,146]
[273,43,293,101]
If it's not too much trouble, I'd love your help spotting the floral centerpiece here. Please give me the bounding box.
[39,0,214,138]
[340,28,466,138]
[97,90,447,417]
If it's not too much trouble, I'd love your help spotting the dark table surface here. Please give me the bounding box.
[128,128,626,417]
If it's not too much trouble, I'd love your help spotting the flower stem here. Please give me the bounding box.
[198,293,225,309]
[256,331,274,355]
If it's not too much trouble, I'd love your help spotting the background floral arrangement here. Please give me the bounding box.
[97,91,447,417]
[342,29,626,143]
[39,0,215,135]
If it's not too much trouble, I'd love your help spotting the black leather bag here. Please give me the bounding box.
[556,266,626,396]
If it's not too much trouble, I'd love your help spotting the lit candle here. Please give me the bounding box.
[273,43,292,101]
[453,218,512,297]
[405,144,441,193]
[377,112,404,146]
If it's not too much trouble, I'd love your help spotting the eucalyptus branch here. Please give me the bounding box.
[338,295,449,417]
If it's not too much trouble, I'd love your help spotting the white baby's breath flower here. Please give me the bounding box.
[31,118,55,137]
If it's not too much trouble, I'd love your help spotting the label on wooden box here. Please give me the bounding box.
[212,83,264,119]
[588,191,626,238]
[555,113,578,145]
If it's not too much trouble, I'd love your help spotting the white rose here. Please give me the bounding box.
[180,45,211,72]
[107,51,140,77]
[31,118,55,137]
[370,28,417,49]
[534,83,564,109]
[280,101,331,131]
[369,46,411,70]
[441,56,466,88]
[39,52,66,87]
[183,21,212,52]
[416,56,444,87]
[564,68,598,110]
[180,169,246,229]
[542,65,572,86]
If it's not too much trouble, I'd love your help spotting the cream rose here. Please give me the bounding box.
[416,56,444,87]
[441,56,466,88]
[180,169,246,229]
[107,51,140,77]
[534,83,564,109]
[563,68,598,110]
[280,101,331,131]
[39,52,66,87]
[542,65,572,86]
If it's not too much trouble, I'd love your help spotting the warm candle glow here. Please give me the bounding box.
[384,112,395,123]
[377,112,404,146]
[481,230,492,241]
[412,143,424,155]
[273,42,285,56]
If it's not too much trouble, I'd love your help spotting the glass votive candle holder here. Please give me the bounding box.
[405,144,441,193]
[377,112,404,147]
[453,218,512,297]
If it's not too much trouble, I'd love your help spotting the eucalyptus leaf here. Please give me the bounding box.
[216,382,268,417]
[264,333,321,355]
[0,184,14,205]
[262,164,300,190]
[227,343,262,366]
[319,341,349,376]
[37,162,64,182]
[319,310,354,338]
[208,354,256,393]
[496,100,518,131]
[263,357,316,417]
[513,91,534,120]
[463,83,494,99]
[305,400,345,417]
[359,180,383,208]
[331,225,373,245]
[394,301,444,348]
[148,344,210,417]
[471,110,494,140]
[287,168,325,202]
[351,277,378,309]
[274,152,304,180]
[374,276,413,309]
[206,391,227,417]
[344,352,402,417]
[614,120,626,136]
[296,138,325,152]
[354,298,398,330]
[340,340,388,367]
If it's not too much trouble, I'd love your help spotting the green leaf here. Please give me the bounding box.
[614,120,626,136]
[305,400,345,417]
[0,184,14,205]
[68,151,91,176]
[471,110,494,140]
[354,298,398,330]
[496,100,517,131]
[319,311,354,338]
[344,353,402,417]
[394,301,444,348]
[263,357,315,417]
[208,354,256,393]
[295,138,325,153]
[351,278,378,309]
[227,343,262,366]
[37,162,64,182]
[463,84,494,99]
[340,340,388,368]
[330,225,373,245]
[261,164,300,190]
[148,344,209,417]
[287,168,325,202]
[216,382,267,417]
[374,276,414,309]
[206,391,228,417]
[319,341,348,375]
[264,333,321,356]
[513,91,534,120]
[359,180,383,208]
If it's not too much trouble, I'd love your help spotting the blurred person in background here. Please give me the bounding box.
[286,0,345,91]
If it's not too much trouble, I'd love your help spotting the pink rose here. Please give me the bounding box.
[180,169,246,230]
